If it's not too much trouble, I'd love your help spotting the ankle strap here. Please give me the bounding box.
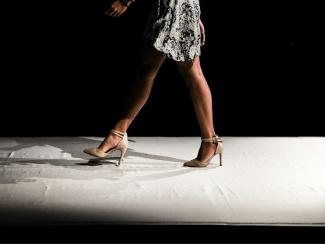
[202,136,222,143]
[214,134,222,141]
[110,129,126,138]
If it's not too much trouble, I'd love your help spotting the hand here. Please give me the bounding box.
[105,0,128,18]
[199,20,206,46]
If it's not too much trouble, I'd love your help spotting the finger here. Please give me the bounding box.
[200,29,205,46]
[108,6,118,16]
[118,8,127,16]
[108,9,115,16]
[201,35,205,46]
[120,8,127,15]
[105,8,114,16]
[112,10,120,17]
[114,9,121,17]
[109,9,118,17]
[202,29,205,45]
[116,9,124,17]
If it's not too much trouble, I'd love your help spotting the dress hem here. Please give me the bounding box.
[143,36,201,63]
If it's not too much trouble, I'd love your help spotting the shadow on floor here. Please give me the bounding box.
[0,137,218,184]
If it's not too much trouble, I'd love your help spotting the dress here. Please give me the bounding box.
[142,0,201,62]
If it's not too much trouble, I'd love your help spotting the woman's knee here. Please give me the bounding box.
[177,58,204,86]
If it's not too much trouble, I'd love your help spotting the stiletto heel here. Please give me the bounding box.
[116,147,127,166]
[84,129,128,166]
[183,135,224,167]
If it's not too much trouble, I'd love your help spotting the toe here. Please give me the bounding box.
[183,159,197,167]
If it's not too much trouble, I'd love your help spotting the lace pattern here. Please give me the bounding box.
[143,0,201,62]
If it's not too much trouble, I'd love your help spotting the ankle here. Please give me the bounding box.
[113,119,130,133]
[201,133,217,139]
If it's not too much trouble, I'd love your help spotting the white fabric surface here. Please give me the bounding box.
[0,137,324,226]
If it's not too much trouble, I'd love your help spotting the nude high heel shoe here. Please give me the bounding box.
[183,135,223,167]
[83,129,128,166]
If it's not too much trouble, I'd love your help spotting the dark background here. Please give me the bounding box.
[1,0,324,137]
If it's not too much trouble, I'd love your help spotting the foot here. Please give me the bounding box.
[195,141,218,163]
[97,132,123,153]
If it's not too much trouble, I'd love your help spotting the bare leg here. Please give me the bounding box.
[98,44,165,151]
[176,56,218,162]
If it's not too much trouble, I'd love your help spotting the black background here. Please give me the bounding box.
[1,2,325,242]
[1,0,324,137]
[1,224,325,243]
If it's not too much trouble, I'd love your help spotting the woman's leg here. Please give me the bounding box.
[98,44,165,151]
[176,56,218,162]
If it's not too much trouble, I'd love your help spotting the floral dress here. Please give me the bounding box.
[142,0,201,62]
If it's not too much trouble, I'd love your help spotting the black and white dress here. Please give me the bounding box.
[143,0,201,62]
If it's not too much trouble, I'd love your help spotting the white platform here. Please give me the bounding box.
[0,137,324,226]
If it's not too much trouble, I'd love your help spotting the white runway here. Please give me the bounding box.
[0,136,324,226]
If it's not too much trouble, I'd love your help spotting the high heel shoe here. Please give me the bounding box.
[183,135,223,167]
[83,129,128,166]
